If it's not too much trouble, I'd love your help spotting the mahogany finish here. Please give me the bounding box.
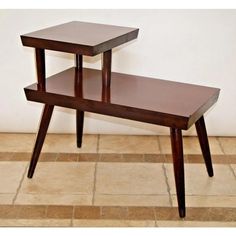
[102,50,112,88]
[28,104,54,178]
[75,54,82,69]
[76,110,84,148]
[21,21,139,56]
[170,128,185,217]
[21,21,220,218]
[24,67,220,130]
[35,48,46,90]
[75,54,84,148]
[195,116,214,177]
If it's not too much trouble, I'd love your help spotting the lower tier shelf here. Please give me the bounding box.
[24,67,219,129]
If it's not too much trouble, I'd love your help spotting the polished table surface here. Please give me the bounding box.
[25,67,220,130]
[21,21,139,55]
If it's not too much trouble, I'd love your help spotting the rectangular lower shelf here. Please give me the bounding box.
[24,67,219,129]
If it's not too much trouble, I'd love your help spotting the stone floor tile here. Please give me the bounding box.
[0,162,27,193]
[99,154,122,162]
[11,153,31,161]
[154,207,180,220]
[171,195,236,207]
[101,206,127,219]
[73,219,155,227]
[96,163,167,195]
[15,193,92,205]
[57,153,79,162]
[218,137,236,154]
[230,164,236,177]
[0,152,13,161]
[0,219,71,227]
[42,134,98,153]
[17,205,47,219]
[99,135,160,154]
[127,207,155,220]
[94,194,170,206]
[0,194,15,204]
[19,162,95,194]
[47,205,73,219]
[0,133,35,152]
[0,205,20,219]
[159,136,223,154]
[165,164,236,195]
[74,206,100,219]
[156,220,236,227]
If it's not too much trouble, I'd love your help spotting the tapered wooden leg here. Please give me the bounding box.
[75,54,84,148]
[35,48,46,91]
[28,104,54,178]
[195,116,214,177]
[170,128,185,218]
[102,50,112,88]
[76,110,84,148]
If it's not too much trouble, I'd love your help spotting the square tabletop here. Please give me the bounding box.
[21,21,139,56]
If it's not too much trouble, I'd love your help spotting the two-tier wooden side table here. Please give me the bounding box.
[21,21,220,218]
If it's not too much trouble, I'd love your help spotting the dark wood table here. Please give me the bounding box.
[21,21,220,218]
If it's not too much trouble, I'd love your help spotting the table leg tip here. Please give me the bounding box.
[27,171,34,179]
[179,209,186,218]
[208,169,214,177]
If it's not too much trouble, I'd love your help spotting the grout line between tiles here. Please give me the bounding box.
[12,163,29,205]
[121,153,124,162]
[92,162,98,205]
[216,137,236,180]
[54,153,59,162]
[91,134,100,205]
[92,162,98,204]
[156,136,162,154]
[229,164,236,180]
[216,137,225,154]
[71,206,75,226]
[45,205,49,219]
[95,193,170,196]
[153,206,158,227]
[96,134,100,153]
[162,163,173,207]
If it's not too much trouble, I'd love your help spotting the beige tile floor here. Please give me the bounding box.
[0,133,235,227]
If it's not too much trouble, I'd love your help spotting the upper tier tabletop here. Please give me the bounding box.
[21,21,139,56]
[24,68,220,129]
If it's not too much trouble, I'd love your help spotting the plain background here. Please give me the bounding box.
[0,9,235,136]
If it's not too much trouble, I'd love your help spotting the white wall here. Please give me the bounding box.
[0,9,235,136]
